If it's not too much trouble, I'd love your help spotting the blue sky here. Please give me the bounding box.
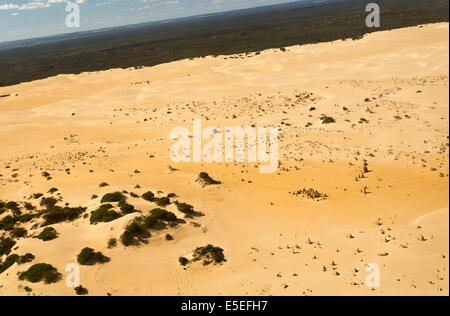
[0,0,298,43]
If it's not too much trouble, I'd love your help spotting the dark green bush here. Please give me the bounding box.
[193,245,226,265]
[18,263,60,284]
[5,201,19,210]
[107,238,117,249]
[0,253,35,274]
[90,204,121,224]
[75,285,88,295]
[77,247,109,266]
[11,227,27,238]
[0,237,16,256]
[120,221,150,246]
[141,191,155,202]
[0,254,19,274]
[178,257,189,266]
[36,227,58,241]
[119,203,136,214]
[40,197,57,209]
[174,202,194,214]
[100,192,125,204]
[0,215,15,231]
[154,197,171,207]
[48,188,58,194]
[42,206,86,226]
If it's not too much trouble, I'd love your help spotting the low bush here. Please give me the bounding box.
[119,203,136,214]
[141,191,155,202]
[90,204,121,224]
[178,257,189,266]
[193,245,226,265]
[320,115,336,124]
[0,254,19,274]
[42,206,86,226]
[100,192,125,204]
[0,237,16,256]
[120,221,150,246]
[0,215,15,231]
[198,172,221,185]
[174,202,194,214]
[40,197,57,209]
[11,227,27,238]
[77,247,110,266]
[154,197,171,207]
[75,285,88,295]
[36,227,58,241]
[18,263,61,284]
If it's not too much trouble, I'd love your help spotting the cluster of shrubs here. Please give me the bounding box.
[120,220,150,246]
[18,263,61,284]
[90,204,121,224]
[42,206,86,226]
[174,202,195,215]
[179,245,226,266]
[100,192,125,204]
[77,247,110,266]
[120,208,179,246]
[35,227,58,241]
[75,285,88,295]
[144,208,177,228]
[90,193,140,224]
[0,237,16,256]
[0,253,35,274]
[192,245,226,265]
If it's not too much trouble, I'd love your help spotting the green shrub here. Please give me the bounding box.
[75,285,88,295]
[0,237,16,256]
[193,245,226,265]
[40,197,57,209]
[100,192,125,204]
[48,188,58,194]
[107,238,117,249]
[0,254,19,274]
[42,206,86,226]
[18,263,60,284]
[5,201,19,210]
[24,202,35,211]
[141,191,155,202]
[11,227,27,238]
[17,253,35,265]
[0,253,35,274]
[90,204,121,224]
[320,115,336,124]
[77,247,109,266]
[120,221,150,246]
[0,215,15,231]
[154,197,171,207]
[36,227,58,241]
[178,257,189,266]
[174,202,194,214]
[119,203,136,214]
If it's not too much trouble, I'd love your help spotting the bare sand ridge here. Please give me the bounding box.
[0,23,448,296]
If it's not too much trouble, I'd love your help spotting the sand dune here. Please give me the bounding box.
[0,23,448,296]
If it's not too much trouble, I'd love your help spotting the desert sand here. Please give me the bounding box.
[0,23,448,296]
